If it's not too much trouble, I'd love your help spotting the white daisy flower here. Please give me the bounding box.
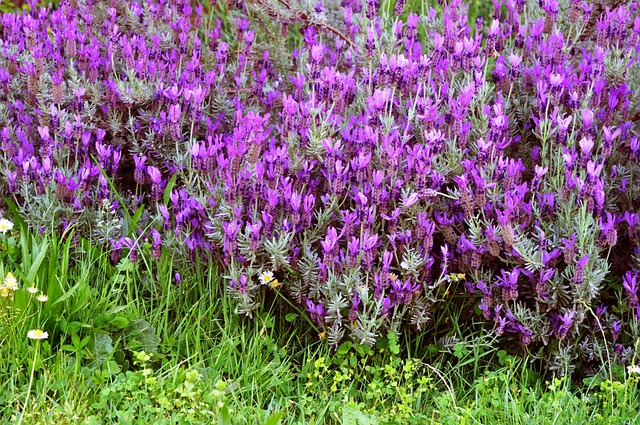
[259,271,274,285]
[27,329,49,340]
[628,365,640,375]
[0,218,13,234]
[3,273,18,291]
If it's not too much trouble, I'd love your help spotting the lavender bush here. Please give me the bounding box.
[0,0,638,375]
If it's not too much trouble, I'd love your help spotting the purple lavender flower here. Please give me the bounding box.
[151,228,162,260]
[147,166,164,201]
[552,311,575,340]
[611,320,622,342]
[623,270,639,308]
[306,299,325,326]
[349,292,361,322]
[390,277,419,305]
[496,268,520,303]
[573,254,589,285]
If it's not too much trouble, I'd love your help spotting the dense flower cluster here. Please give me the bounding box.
[0,0,638,375]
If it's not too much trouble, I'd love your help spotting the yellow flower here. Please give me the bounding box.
[269,278,280,289]
[36,292,48,303]
[27,329,49,340]
[0,218,13,234]
[0,286,10,297]
[3,273,18,291]
[27,286,39,294]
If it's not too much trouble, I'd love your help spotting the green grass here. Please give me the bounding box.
[1,214,640,424]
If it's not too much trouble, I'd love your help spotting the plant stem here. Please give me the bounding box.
[18,340,39,425]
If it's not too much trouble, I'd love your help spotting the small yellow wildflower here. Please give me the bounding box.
[27,329,49,340]
[27,286,38,295]
[36,292,48,303]
[269,278,280,289]
[0,286,10,297]
[3,273,18,291]
[319,332,327,340]
[0,218,13,234]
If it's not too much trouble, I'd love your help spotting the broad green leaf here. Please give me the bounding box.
[125,319,161,354]
[336,341,353,356]
[92,333,114,366]
[116,259,135,272]
[218,404,232,425]
[67,321,82,335]
[263,412,283,425]
[342,406,379,425]
[109,316,129,329]
[285,313,298,322]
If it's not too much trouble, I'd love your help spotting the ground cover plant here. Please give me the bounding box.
[1,216,640,423]
[0,0,640,422]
